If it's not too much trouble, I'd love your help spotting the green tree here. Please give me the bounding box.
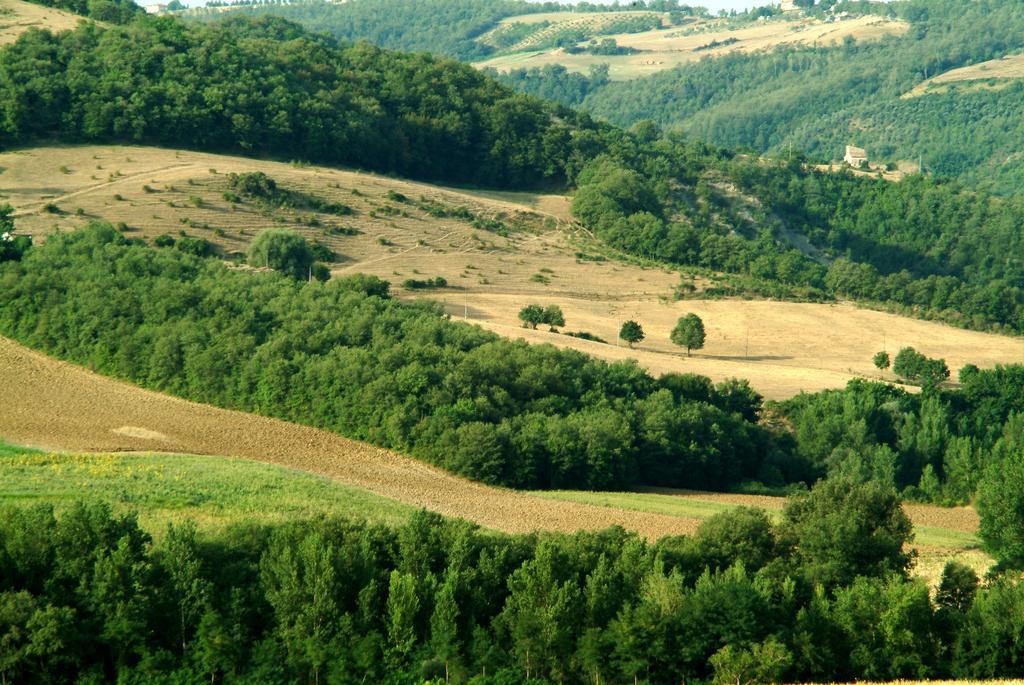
[935,561,978,614]
[430,572,460,683]
[542,304,565,331]
[873,351,890,371]
[710,638,792,685]
[161,521,211,658]
[386,570,420,666]
[671,313,706,356]
[247,230,315,280]
[0,205,31,263]
[781,478,915,588]
[619,320,645,348]
[976,448,1024,567]
[518,304,545,330]
[260,532,340,685]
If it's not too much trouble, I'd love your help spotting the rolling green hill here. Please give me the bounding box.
[575,0,1024,193]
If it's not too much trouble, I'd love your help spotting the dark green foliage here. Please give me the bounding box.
[488,64,609,108]
[893,347,950,387]
[1,496,1015,685]
[619,320,644,347]
[671,313,705,356]
[976,448,1024,568]
[247,229,317,280]
[579,1,1024,193]
[542,304,565,330]
[780,366,1024,505]
[873,350,890,371]
[0,205,31,263]
[0,225,783,492]
[401,276,447,290]
[518,303,544,329]
[198,0,545,61]
[175,235,214,257]
[564,330,606,343]
[780,478,914,589]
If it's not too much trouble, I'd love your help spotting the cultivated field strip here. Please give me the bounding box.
[0,336,701,540]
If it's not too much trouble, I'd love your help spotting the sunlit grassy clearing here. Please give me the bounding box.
[0,447,417,535]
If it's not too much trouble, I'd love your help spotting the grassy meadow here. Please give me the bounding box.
[0,440,417,535]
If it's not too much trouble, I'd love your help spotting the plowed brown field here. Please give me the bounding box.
[0,336,700,540]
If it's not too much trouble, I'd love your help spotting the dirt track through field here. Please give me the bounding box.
[0,336,701,539]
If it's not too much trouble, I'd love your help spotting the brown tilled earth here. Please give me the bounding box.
[6,145,1024,401]
[0,335,701,540]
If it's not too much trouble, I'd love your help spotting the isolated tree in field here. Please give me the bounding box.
[619,320,644,348]
[873,351,890,371]
[892,346,949,388]
[893,347,926,380]
[518,304,545,329]
[671,313,706,356]
[247,229,314,280]
[542,304,565,331]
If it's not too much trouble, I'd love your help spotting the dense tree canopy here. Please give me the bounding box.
[2,478,1022,684]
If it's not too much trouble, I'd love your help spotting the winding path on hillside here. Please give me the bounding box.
[0,336,702,540]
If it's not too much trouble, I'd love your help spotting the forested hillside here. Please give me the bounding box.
[189,0,1024,191]
[0,15,589,188]
[0,225,789,492]
[195,0,544,61]
[580,0,1024,193]
[6,224,1024,508]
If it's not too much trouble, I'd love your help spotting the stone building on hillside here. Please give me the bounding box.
[780,1,800,12]
[844,145,869,169]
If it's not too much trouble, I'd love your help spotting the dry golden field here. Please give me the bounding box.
[0,0,85,44]
[4,144,1024,401]
[904,54,1024,97]
[476,14,907,80]
[0,334,993,584]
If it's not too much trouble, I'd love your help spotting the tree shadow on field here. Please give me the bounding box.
[698,354,795,362]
